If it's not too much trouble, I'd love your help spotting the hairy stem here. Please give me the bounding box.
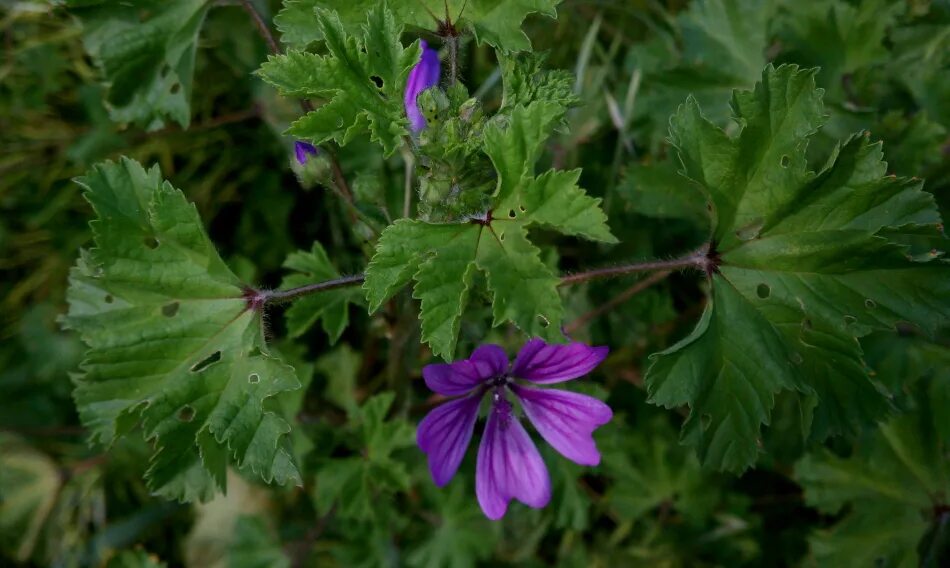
[259,245,712,307]
[258,274,366,306]
[558,244,710,285]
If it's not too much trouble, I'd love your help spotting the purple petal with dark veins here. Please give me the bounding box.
[510,338,608,384]
[404,39,441,132]
[417,394,482,487]
[475,396,550,520]
[422,344,508,396]
[512,385,612,466]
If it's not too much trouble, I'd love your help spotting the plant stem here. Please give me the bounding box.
[240,0,279,55]
[564,269,671,334]
[558,245,709,286]
[260,274,366,306]
[260,246,711,306]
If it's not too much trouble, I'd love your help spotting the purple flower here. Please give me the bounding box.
[294,141,319,165]
[404,40,441,133]
[417,339,612,520]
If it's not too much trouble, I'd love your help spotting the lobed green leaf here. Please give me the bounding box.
[62,158,301,502]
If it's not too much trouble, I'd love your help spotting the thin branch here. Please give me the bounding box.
[564,269,671,334]
[240,0,280,55]
[260,274,366,306]
[260,246,712,306]
[558,244,709,286]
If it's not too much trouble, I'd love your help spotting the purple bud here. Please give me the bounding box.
[404,40,441,133]
[294,141,319,165]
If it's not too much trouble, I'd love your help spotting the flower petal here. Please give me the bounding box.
[512,385,612,466]
[294,141,318,165]
[404,39,441,132]
[417,395,482,486]
[510,338,608,384]
[475,396,550,520]
[422,344,508,396]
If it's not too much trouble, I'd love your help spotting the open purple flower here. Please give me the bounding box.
[417,339,612,520]
[294,140,319,165]
[404,39,440,132]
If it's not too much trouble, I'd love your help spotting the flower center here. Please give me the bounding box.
[490,373,510,387]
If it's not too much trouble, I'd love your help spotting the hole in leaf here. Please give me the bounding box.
[537,315,550,328]
[865,299,876,309]
[802,318,813,330]
[370,75,383,89]
[190,351,221,373]
[144,236,159,249]
[700,413,712,431]
[170,82,181,94]
[518,206,526,213]
[248,373,260,384]
[706,202,713,212]
[104,294,114,304]
[162,302,179,317]
[791,352,804,365]
[756,283,770,299]
[507,209,516,218]
[499,232,505,242]
[844,315,857,325]
[177,405,195,422]
[780,155,790,168]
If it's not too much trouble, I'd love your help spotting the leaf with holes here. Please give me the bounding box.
[363,217,563,360]
[66,0,211,130]
[365,97,613,358]
[61,158,301,502]
[795,379,950,567]
[274,0,559,52]
[280,243,363,344]
[645,64,950,472]
[258,3,421,157]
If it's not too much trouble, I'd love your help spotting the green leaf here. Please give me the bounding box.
[68,0,212,130]
[229,516,291,568]
[407,483,496,568]
[62,158,301,502]
[776,0,903,91]
[630,0,773,143]
[258,4,421,156]
[618,162,711,227]
[645,65,950,472]
[795,382,949,567]
[0,435,61,563]
[281,243,363,343]
[483,101,562,205]
[517,170,616,243]
[498,53,577,112]
[363,218,562,359]
[274,0,560,52]
[312,393,414,522]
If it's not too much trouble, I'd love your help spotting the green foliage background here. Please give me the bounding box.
[1,0,948,566]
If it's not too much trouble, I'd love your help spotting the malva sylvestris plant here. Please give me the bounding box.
[418,340,612,519]
[23,0,947,564]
